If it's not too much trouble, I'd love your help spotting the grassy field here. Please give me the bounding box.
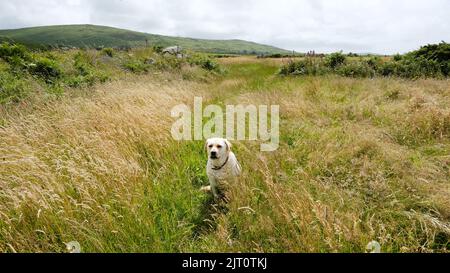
[0,25,291,55]
[0,55,449,253]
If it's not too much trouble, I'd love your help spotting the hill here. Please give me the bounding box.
[1,55,449,252]
[0,24,291,55]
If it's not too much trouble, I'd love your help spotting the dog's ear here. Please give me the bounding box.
[204,139,209,153]
[224,139,232,153]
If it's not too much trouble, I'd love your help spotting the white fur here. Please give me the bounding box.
[202,138,241,198]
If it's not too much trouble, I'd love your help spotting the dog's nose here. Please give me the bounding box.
[210,151,217,158]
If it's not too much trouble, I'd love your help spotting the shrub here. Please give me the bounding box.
[337,62,376,78]
[101,48,114,58]
[65,73,109,88]
[154,55,183,71]
[406,41,450,76]
[379,61,399,77]
[393,54,402,62]
[65,51,110,87]
[200,59,218,71]
[74,53,93,76]
[0,43,32,63]
[188,54,220,71]
[0,71,30,103]
[279,59,329,76]
[0,43,33,71]
[123,59,150,73]
[74,51,96,67]
[366,56,382,69]
[280,42,450,79]
[152,45,164,53]
[325,52,346,69]
[29,57,62,82]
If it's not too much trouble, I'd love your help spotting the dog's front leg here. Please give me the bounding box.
[209,177,219,199]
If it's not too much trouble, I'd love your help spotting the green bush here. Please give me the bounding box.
[102,48,114,58]
[1,43,62,82]
[280,43,450,79]
[0,71,30,103]
[393,54,402,62]
[366,56,382,69]
[152,45,164,53]
[65,73,109,88]
[337,62,376,78]
[406,41,450,76]
[279,59,329,76]
[67,51,110,87]
[123,59,150,73]
[379,61,399,77]
[200,59,218,71]
[399,57,443,78]
[154,55,183,71]
[188,55,220,71]
[0,43,33,71]
[29,57,62,82]
[325,52,346,69]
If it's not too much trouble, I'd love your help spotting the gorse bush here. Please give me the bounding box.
[0,71,30,103]
[29,57,62,83]
[0,43,33,72]
[1,56,450,253]
[152,45,164,53]
[123,59,150,73]
[74,52,92,76]
[393,54,402,61]
[337,61,376,78]
[279,58,330,76]
[0,43,32,63]
[101,47,114,58]
[200,59,218,71]
[0,43,62,83]
[66,51,110,87]
[408,41,450,75]
[154,55,183,71]
[366,56,382,69]
[187,54,220,72]
[325,52,346,68]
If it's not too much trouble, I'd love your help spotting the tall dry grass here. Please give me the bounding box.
[0,74,210,252]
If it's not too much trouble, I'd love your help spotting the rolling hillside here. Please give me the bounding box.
[0,24,291,55]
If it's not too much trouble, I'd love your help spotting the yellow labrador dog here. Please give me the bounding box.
[201,138,241,199]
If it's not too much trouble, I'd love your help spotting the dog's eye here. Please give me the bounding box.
[217,145,222,149]
[208,145,213,148]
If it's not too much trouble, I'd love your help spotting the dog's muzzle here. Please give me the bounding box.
[210,151,218,159]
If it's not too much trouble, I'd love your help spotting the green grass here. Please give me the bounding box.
[0,24,291,55]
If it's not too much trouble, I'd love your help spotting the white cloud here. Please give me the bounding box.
[1,0,449,53]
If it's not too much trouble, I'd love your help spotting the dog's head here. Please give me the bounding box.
[205,138,232,160]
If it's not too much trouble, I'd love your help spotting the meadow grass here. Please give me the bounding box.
[0,56,449,252]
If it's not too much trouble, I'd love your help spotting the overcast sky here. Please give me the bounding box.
[1,0,449,54]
